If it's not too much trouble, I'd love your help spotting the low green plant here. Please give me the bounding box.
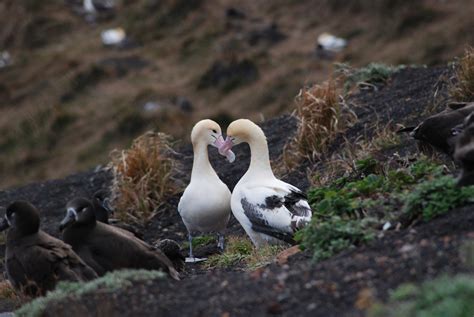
[460,240,474,269]
[346,174,386,196]
[205,236,253,269]
[299,156,473,261]
[205,236,283,270]
[300,173,388,261]
[409,159,444,180]
[16,270,165,317]
[370,274,474,317]
[355,157,380,175]
[403,176,474,221]
[182,234,216,250]
[296,216,374,261]
[336,62,404,92]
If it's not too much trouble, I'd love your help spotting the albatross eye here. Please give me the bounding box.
[212,129,217,133]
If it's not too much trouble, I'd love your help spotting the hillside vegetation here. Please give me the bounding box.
[1,0,474,188]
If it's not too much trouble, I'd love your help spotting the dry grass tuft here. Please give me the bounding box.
[205,236,285,270]
[309,122,402,187]
[109,132,181,225]
[0,280,19,300]
[283,80,357,169]
[0,279,26,308]
[450,47,474,102]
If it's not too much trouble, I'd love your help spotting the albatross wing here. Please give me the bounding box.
[234,180,312,246]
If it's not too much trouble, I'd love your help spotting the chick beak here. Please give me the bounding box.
[0,217,10,232]
[101,198,114,216]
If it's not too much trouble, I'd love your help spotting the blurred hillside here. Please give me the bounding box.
[0,0,473,188]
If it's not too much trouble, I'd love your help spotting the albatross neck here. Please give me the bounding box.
[246,135,275,179]
[191,141,217,181]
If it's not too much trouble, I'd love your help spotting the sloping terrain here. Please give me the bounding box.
[1,0,474,189]
[1,66,473,316]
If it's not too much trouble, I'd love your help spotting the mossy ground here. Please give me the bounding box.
[298,155,474,261]
[16,270,165,317]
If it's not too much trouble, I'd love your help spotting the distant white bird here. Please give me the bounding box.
[101,28,126,46]
[83,0,114,14]
[0,51,12,69]
[218,119,312,247]
[317,32,347,52]
[178,120,233,262]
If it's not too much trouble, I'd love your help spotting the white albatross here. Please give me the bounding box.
[178,120,234,262]
[217,119,312,247]
[83,0,115,14]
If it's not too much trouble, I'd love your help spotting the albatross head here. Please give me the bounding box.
[219,119,266,162]
[191,119,235,162]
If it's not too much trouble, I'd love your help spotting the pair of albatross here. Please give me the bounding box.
[179,119,312,262]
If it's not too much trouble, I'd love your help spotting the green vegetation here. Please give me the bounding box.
[336,63,404,92]
[296,216,374,261]
[298,157,474,261]
[16,269,165,317]
[403,176,474,222]
[370,274,474,317]
[206,236,253,269]
[460,240,474,269]
[182,234,216,250]
[205,236,283,270]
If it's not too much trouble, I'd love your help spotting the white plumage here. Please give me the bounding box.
[83,0,114,13]
[317,32,347,52]
[178,120,232,260]
[220,119,312,248]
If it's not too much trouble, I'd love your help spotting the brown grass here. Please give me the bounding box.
[204,236,285,270]
[450,47,474,102]
[0,279,26,308]
[0,280,18,299]
[283,80,357,169]
[309,122,402,187]
[1,1,474,189]
[108,132,181,225]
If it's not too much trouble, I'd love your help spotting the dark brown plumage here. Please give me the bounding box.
[92,190,143,239]
[92,189,112,224]
[454,111,474,186]
[0,201,98,296]
[60,197,180,280]
[154,239,185,272]
[400,102,474,154]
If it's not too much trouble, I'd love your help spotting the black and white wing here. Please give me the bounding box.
[237,181,312,244]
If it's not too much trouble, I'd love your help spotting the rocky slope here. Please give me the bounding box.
[1,66,473,316]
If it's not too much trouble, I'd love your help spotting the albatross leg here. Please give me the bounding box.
[185,232,207,263]
[217,233,225,251]
[188,233,194,258]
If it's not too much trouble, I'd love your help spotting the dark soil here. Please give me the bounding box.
[1,66,473,316]
[198,59,260,92]
[39,207,474,317]
[328,66,453,156]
